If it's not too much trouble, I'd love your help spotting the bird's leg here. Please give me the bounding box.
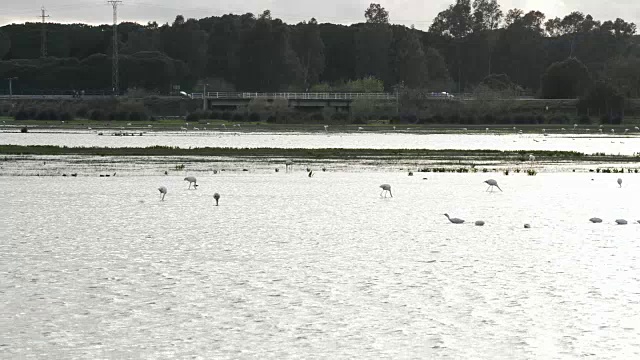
[389,191,392,198]
[486,185,490,192]
[380,190,384,197]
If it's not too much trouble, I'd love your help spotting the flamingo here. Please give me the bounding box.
[617,178,622,188]
[484,179,502,192]
[475,220,485,226]
[524,224,531,228]
[213,192,220,206]
[379,184,392,198]
[158,186,167,200]
[444,214,464,224]
[285,160,294,173]
[589,217,602,223]
[184,176,198,189]
[616,219,628,225]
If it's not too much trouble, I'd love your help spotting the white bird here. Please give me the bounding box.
[285,159,294,173]
[624,128,629,134]
[635,126,639,131]
[324,125,329,132]
[617,178,622,188]
[611,129,615,133]
[485,128,489,133]
[393,126,396,130]
[358,127,364,131]
[484,179,502,192]
[444,214,464,224]
[379,184,392,198]
[615,219,628,225]
[475,220,485,226]
[529,154,536,162]
[589,217,602,223]
[222,124,226,129]
[193,127,199,130]
[158,186,167,200]
[561,128,566,131]
[573,123,578,129]
[542,128,546,133]
[213,192,220,206]
[598,129,603,133]
[184,176,198,189]
[599,124,604,128]
[461,128,467,131]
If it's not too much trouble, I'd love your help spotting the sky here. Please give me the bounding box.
[1,0,639,31]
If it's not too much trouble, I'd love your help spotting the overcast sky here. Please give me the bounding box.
[2,0,639,30]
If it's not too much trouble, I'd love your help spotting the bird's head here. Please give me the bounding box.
[443,213,449,217]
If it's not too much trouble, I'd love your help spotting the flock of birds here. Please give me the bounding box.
[157,172,637,226]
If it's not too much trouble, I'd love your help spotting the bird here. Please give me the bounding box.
[611,129,615,134]
[158,186,167,201]
[213,192,220,206]
[524,224,531,228]
[637,220,640,224]
[184,176,198,189]
[308,170,314,177]
[617,178,622,188]
[358,127,364,131]
[324,125,329,132]
[589,217,603,223]
[615,219,628,225]
[485,128,489,133]
[475,220,485,226]
[408,171,413,176]
[379,184,392,198]
[529,154,536,162]
[444,214,464,224]
[285,160,294,173]
[484,179,502,192]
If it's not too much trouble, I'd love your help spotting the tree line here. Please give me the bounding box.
[0,1,639,104]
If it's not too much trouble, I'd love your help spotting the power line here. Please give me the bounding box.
[39,7,50,58]
[107,0,122,95]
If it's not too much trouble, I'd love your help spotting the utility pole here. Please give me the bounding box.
[7,77,18,101]
[39,7,49,58]
[107,0,122,95]
[203,84,208,111]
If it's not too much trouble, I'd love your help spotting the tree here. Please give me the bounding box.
[472,0,502,31]
[429,0,473,38]
[354,23,392,84]
[0,30,10,60]
[605,56,640,98]
[364,3,389,24]
[578,80,624,121]
[390,27,428,88]
[424,47,451,90]
[540,57,591,99]
[291,18,325,89]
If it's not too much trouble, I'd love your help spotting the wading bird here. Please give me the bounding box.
[213,192,220,206]
[158,186,167,200]
[616,219,628,225]
[618,178,622,188]
[529,154,536,162]
[589,217,602,223]
[484,179,503,192]
[475,220,485,226]
[444,214,464,224]
[380,184,392,198]
[285,160,294,173]
[324,125,329,132]
[524,224,531,228]
[184,176,198,189]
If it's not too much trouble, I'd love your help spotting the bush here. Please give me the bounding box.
[59,111,74,121]
[232,112,245,122]
[221,111,232,120]
[89,109,106,120]
[14,110,29,120]
[20,126,28,133]
[185,112,200,122]
[249,112,261,122]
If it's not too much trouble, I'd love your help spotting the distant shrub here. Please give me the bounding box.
[89,109,106,120]
[20,126,28,133]
[185,112,200,122]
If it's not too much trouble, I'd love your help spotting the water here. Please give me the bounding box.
[2,172,640,359]
[2,129,640,155]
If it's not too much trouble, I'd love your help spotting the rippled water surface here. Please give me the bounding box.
[3,129,640,155]
[2,172,640,359]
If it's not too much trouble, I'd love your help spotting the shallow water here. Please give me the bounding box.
[2,129,640,155]
[2,172,640,359]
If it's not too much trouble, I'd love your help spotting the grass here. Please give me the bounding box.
[2,145,638,163]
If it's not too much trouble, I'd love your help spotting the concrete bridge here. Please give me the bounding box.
[189,92,401,110]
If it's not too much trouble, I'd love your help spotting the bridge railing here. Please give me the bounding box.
[191,92,400,100]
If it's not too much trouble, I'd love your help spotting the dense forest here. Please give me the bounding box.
[1,1,640,124]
